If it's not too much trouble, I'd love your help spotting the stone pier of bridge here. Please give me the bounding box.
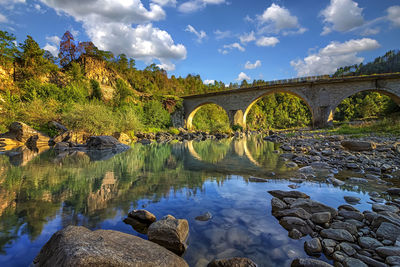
[173,74,400,129]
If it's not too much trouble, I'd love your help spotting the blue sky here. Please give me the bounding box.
[1,0,400,84]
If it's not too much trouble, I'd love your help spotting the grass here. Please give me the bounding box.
[327,118,400,137]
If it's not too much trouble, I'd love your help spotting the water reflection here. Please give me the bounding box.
[0,136,384,266]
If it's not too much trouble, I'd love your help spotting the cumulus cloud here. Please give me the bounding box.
[320,0,364,35]
[185,25,207,42]
[43,35,61,57]
[256,36,279,47]
[239,31,255,44]
[244,60,261,69]
[0,13,7,23]
[178,0,225,13]
[214,29,231,40]
[219,42,245,54]
[290,38,380,76]
[203,79,215,85]
[236,72,250,81]
[387,6,400,27]
[39,0,186,71]
[151,0,176,7]
[257,3,303,34]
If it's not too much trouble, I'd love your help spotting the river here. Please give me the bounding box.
[0,136,383,266]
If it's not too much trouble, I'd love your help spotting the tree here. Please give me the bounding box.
[90,79,102,100]
[58,31,81,66]
[113,79,133,107]
[0,30,17,67]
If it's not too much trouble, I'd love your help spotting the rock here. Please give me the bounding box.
[123,217,150,234]
[376,222,400,242]
[86,136,128,150]
[354,254,387,267]
[274,208,311,220]
[386,256,400,265]
[54,142,70,151]
[112,132,132,145]
[339,242,356,256]
[347,177,368,184]
[365,174,381,180]
[332,251,347,262]
[32,225,188,267]
[128,209,156,224]
[343,257,367,267]
[320,229,354,242]
[207,257,257,267]
[327,177,345,186]
[371,214,400,230]
[387,188,400,195]
[358,237,383,249]
[271,197,288,212]
[268,190,310,200]
[291,258,333,267]
[341,140,376,151]
[281,144,294,151]
[311,212,331,224]
[148,215,189,255]
[290,199,338,218]
[372,204,399,213]
[344,196,361,204]
[304,238,322,255]
[0,122,50,145]
[289,229,303,239]
[279,216,313,235]
[376,246,400,257]
[195,212,212,221]
[286,162,298,168]
[338,210,364,221]
[298,166,314,174]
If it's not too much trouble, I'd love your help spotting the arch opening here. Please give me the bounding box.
[187,103,230,132]
[333,90,400,123]
[244,91,313,130]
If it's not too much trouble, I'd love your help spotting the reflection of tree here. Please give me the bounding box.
[0,143,226,252]
[245,136,287,171]
[192,139,231,163]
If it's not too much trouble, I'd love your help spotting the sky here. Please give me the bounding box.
[0,0,400,85]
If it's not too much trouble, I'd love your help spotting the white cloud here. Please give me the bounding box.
[178,0,225,13]
[204,79,215,85]
[39,0,186,71]
[34,3,41,10]
[0,13,7,23]
[236,72,250,81]
[219,42,245,54]
[157,61,175,71]
[185,25,207,42]
[239,31,255,44]
[151,0,176,7]
[214,29,231,40]
[256,36,279,47]
[257,4,301,34]
[360,27,380,36]
[320,0,364,34]
[245,60,261,69]
[43,35,61,57]
[387,6,400,27]
[290,38,380,76]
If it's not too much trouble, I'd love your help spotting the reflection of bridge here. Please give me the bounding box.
[180,138,285,176]
[176,73,400,128]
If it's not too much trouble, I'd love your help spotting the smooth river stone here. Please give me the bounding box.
[320,229,354,242]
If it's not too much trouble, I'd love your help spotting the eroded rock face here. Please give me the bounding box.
[32,225,188,267]
[148,215,189,255]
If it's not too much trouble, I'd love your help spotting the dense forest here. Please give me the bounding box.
[0,30,399,135]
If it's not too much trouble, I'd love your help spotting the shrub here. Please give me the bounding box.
[89,79,102,100]
[142,100,171,128]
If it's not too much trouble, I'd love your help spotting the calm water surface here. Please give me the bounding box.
[0,136,386,266]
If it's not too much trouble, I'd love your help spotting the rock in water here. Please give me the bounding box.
[127,209,156,224]
[195,212,212,221]
[341,140,376,151]
[207,257,257,267]
[86,136,128,150]
[291,258,333,267]
[268,190,310,199]
[32,225,188,267]
[148,215,189,255]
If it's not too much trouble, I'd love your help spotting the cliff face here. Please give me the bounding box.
[79,56,122,100]
[0,65,15,92]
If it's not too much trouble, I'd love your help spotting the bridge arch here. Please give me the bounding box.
[243,89,314,128]
[331,87,400,120]
[185,102,229,130]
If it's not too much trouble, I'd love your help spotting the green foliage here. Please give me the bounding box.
[113,79,133,107]
[232,124,243,132]
[0,30,17,67]
[90,79,102,100]
[329,117,400,136]
[192,104,230,133]
[142,100,171,128]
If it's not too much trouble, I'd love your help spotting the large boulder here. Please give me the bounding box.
[0,122,49,147]
[341,140,376,151]
[86,136,129,150]
[32,225,188,267]
[268,190,310,200]
[290,199,338,218]
[148,215,189,255]
[53,131,90,144]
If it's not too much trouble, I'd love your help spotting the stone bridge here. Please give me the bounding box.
[176,73,400,129]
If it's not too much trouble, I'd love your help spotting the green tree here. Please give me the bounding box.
[0,30,17,67]
[90,79,102,100]
[113,79,133,107]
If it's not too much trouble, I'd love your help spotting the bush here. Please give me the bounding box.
[142,100,171,129]
[89,79,102,100]
[192,104,230,133]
